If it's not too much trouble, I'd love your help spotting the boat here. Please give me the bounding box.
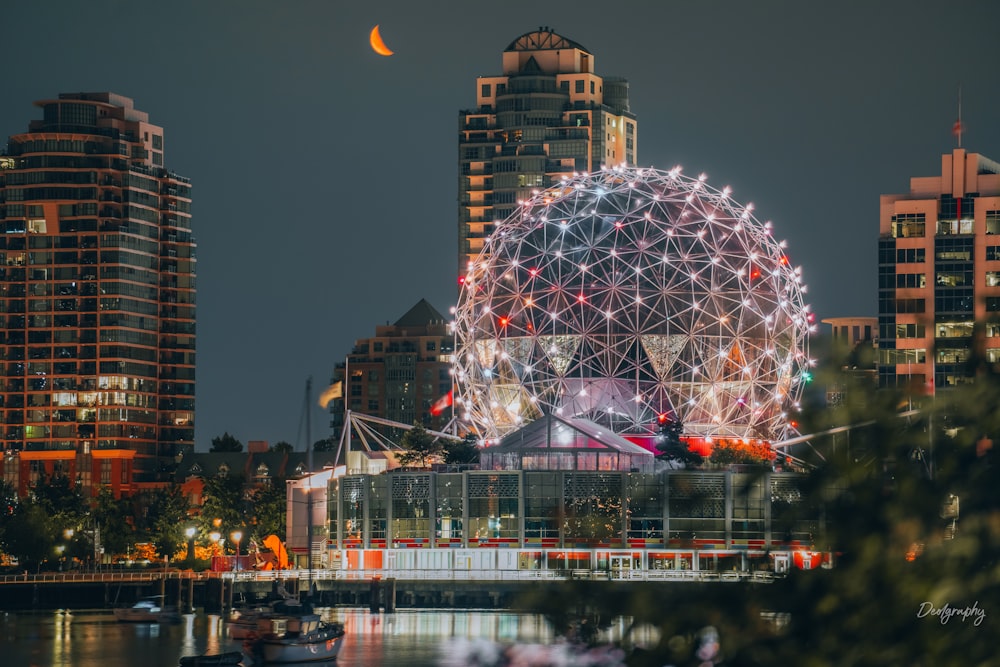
[227,599,283,640]
[245,600,345,664]
[113,595,182,623]
[178,651,244,666]
[227,585,299,639]
[243,381,345,663]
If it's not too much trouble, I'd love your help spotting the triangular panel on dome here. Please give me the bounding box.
[537,334,580,376]
[502,336,536,373]
[641,334,687,381]
[474,339,498,369]
[488,383,540,428]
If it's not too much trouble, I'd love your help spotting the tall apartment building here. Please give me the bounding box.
[458,27,637,276]
[0,93,195,495]
[329,299,453,441]
[878,148,1000,392]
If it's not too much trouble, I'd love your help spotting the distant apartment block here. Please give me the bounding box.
[878,148,1000,391]
[329,299,453,440]
[458,27,637,275]
[0,93,195,496]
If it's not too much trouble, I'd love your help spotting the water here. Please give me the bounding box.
[0,608,559,667]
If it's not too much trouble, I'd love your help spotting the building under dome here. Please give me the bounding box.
[454,165,814,444]
[479,413,655,473]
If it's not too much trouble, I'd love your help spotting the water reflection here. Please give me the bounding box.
[0,607,646,667]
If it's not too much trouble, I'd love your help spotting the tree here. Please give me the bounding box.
[312,438,337,452]
[31,473,86,527]
[0,480,17,554]
[200,472,249,542]
[397,423,444,468]
[3,500,57,570]
[271,441,294,454]
[444,434,480,464]
[92,487,133,562]
[139,487,190,563]
[654,419,703,468]
[210,432,243,452]
[250,479,287,542]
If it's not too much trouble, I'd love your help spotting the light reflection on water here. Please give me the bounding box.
[0,608,565,667]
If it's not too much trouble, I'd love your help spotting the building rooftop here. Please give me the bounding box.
[393,298,448,328]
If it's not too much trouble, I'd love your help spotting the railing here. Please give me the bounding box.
[0,568,781,586]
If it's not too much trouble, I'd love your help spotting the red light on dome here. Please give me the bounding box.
[498,316,509,327]
[529,268,539,277]
[780,255,789,265]
[657,413,668,424]
[577,293,586,303]
[458,275,466,285]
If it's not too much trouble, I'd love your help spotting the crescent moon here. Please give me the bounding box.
[369,25,394,57]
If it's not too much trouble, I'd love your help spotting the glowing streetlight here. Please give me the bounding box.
[184,526,197,562]
[231,531,243,571]
[209,531,221,556]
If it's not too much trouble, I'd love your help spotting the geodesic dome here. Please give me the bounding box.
[454,165,813,442]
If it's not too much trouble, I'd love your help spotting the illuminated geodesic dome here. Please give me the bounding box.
[453,165,814,443]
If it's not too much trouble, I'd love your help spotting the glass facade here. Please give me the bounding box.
[331,469,815,552]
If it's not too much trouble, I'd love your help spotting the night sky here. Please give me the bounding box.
[3,1,999,451]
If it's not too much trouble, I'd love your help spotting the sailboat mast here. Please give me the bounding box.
[305,377,314,598]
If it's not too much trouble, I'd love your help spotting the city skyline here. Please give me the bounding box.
[3,0,999,451]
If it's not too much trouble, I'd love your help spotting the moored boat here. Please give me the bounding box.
[245,601,345,664]
[227,600,281,640]
[113,595,182,623]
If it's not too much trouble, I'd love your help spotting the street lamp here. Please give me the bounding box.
[209,531,221,556]
[231,531,243,571]
[185,526,197,563]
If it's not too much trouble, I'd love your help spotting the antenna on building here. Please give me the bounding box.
[952,85,963,148]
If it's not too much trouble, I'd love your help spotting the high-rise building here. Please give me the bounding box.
[0,93,195,495]
[329,299,453,442]
[878,148,1000,392]
[458,27,638,276]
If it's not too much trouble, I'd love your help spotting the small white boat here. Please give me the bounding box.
[113,595,182,623]
[245,601,345,664]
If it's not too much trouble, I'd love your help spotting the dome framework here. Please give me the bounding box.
[454,165,813,442]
